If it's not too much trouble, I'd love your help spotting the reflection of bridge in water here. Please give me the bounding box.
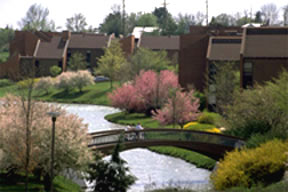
[88,128,245,160]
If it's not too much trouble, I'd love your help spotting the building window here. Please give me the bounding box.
[58,61,62,69]
[34,60,40,77]
[243,62,253,88]
[35,60,39,68]
[67,50,71,62]
[86,50,91,66]
[208,63,216,82]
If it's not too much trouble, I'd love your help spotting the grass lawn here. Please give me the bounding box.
[0,84,18,97]
[34,81,117,105]
[105,111,217,170]
[0,173,82,192]
[0,81,116,106]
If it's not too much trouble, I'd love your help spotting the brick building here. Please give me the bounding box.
[179,26,242,92]
[179,26,288,92]
[0,31,135,79]
[240,27,288,88]
[138,35,180,64]
[206,36,242,106]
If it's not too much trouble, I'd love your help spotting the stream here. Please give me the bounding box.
[59,103,212,192]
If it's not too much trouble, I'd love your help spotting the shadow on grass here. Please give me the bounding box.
[90,89,111,99]
[52,90,88,99]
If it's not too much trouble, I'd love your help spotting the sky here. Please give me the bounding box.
[0,0,287,30]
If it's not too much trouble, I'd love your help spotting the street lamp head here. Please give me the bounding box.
[47,111,61,118]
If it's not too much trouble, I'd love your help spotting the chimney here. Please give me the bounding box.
[62,31,71,40]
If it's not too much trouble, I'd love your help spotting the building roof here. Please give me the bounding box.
[242,27,288,58]
[207,36,242,61]
[139,35,180,50]
[132,27,159,39]
[36,36,67,59]
[68,33,110,49]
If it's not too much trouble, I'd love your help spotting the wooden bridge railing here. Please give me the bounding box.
[88,128,245,149]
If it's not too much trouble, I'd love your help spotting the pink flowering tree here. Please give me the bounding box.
[0,94,92,180]
[153,89,201,128]
[134,70,178,115]
[108,83,145,113]
[109,70,178,115]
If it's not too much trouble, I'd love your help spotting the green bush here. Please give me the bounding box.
[225,120,272,140]
[211,139,288,190]
[198,112,215,124]
[245,131,287,149]
[50,65,62,77]
[0,79,13,87]
[224,70,288,140]
[193,91,206,111]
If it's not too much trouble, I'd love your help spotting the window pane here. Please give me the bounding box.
[244,62,252,72]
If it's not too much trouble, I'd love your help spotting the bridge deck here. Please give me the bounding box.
[88,128,245,160]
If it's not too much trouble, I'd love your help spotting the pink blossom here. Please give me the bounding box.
[0,95,92,174]
[108,84,145,112]
[153,90,201,128]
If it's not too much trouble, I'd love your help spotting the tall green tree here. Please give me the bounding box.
[128,48,171,79]
[254,11,263,23]
[176,13,204,34]
[126,12,140,34]
[209,13,236,27]
[68,52,86,71]
[207,62,239,115]
[234,11,253,26]
[66,13,88,32]
[153,7,177,35]
[0,26,14,51]
[136,13,158,27]
[97,40,127,89]
[99,5,122,37]
[18,4,57,31]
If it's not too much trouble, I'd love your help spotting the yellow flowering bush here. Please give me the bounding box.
[183,121,198,129]
[17,78,40,89]
[211,139,288,190]
[207,128,221,133]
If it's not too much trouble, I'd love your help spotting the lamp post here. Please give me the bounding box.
[47,111,60,192]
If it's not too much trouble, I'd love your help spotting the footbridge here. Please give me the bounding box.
[88,128,245,160]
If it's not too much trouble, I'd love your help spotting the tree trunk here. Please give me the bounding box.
[110,79,113,89]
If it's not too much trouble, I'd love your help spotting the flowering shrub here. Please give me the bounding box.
[153,90,200,128]
[109,70,178,114]
[108,83,145,113]
[0,94,92,176]
[55,71,94,93]
[72,70,94,92]
[135,70,178,113]
[211,139,288,190]
[17,78,40,89]
[35,76,55,94]
[56,71,76,92]
[183,121,198,129]
[207,128,221,133]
